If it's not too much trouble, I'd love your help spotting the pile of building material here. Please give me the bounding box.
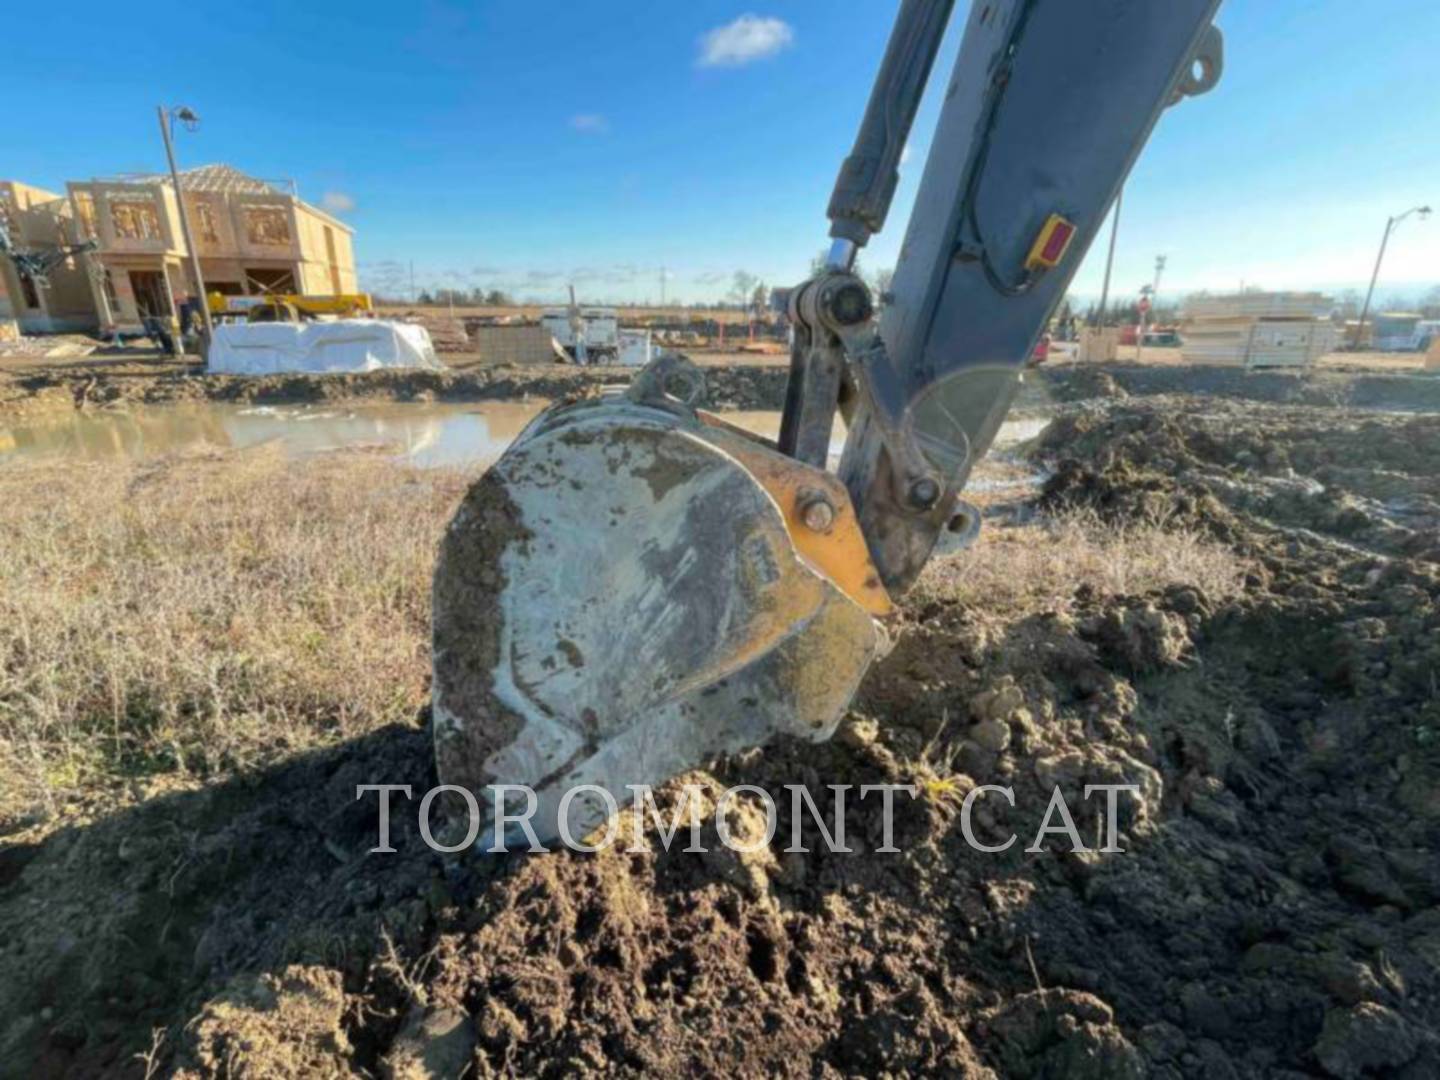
[0,332,99,360]
[470,324,556,366]
[1181,291,1337,368]
[400,313,470,352]
[206,319,442,375]
[1077,326,1119,363]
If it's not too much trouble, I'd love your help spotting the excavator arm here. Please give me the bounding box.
[432,0,1224,848]
[801,0,1222,589]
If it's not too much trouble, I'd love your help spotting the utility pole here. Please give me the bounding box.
[1097,185,1123,325]
[1355,205,1430,350]
[158,105,214,347]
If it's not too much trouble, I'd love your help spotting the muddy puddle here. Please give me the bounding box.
[0,400,1051,475]
[0,401,545,470]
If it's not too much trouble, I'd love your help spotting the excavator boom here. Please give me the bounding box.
[433,0,1225,848]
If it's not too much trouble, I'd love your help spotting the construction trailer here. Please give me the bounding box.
[540,303,654,366]
[1371,312,1427,352]
[1180,292,1338,369]
[1418,321,1440,354]
[541,305,620,361]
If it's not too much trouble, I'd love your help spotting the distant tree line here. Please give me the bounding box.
[376,280,1440,319]
[404,287,515,307]
[1074,298,1181,326]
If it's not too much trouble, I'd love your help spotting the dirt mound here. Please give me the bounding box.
[398,314,471,353]
[0,725,442,1076]
[1037,399,1440,563]
[0,360,792,419]
[4,398,1440,1077]
[1038,365,1131,403]
[1021,364,1440,414]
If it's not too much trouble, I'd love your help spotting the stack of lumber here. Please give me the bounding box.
[1181,292,1335,369]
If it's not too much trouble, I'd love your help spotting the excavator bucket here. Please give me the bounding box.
[429,0,1228,851]
[432,360,890,848]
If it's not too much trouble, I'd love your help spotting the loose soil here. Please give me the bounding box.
[3,396,1439,1077]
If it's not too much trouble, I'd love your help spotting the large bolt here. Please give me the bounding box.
[799,494,836,533]
[907,477,941,510]
[824,280,873,326]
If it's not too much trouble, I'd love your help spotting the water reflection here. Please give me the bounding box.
[0,401,1049,473]
[0,402,545,470]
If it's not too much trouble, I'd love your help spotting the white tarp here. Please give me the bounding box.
[207,320,443,375]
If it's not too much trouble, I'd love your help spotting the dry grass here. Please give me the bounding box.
[916,505,1249,617]
[0,443,1248,828]
[0,447,466,825]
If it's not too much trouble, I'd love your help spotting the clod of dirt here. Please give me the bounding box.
[968,678,1034,754]
[698,788,781,900]
[1081,600,1193,673]
[1049,368,1131,403]
[381,1006,477,1080]
[1312,1002,1429,1078]
[174,967,353,1079]
[984,989,1145,1079]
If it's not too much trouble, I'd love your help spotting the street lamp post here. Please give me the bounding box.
[1354,205,1430,350]
[1136,254,1166,364]
[157,104,215,349]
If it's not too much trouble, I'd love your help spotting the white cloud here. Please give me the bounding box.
[697,14,794,68]
[569,113,610,134]
[321,191,355,214]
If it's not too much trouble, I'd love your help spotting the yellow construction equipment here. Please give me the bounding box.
[207,292,374,322]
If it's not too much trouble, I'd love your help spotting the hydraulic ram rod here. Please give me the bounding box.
[825,0,957,271]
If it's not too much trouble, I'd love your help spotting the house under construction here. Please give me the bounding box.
[0,180,96,333]
[1,165,356,335]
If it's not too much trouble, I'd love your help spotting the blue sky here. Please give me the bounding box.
[9,1,1439,305]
